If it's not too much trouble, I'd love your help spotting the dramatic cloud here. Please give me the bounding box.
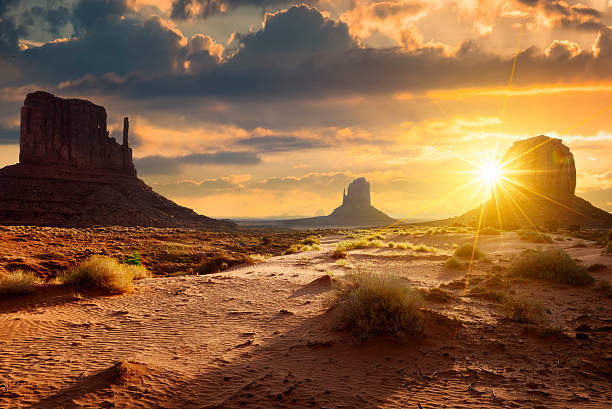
[169,0,311,19]
[135,151,261,175]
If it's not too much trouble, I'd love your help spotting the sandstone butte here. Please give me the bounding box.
[0,91,236,229]
[456,135,612,229]
[276,177,396,228]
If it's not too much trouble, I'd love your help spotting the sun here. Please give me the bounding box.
[479,159,503,185]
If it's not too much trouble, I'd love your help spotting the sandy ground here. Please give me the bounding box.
[1,232,611,408]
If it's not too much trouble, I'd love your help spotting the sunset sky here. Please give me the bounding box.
[1,0,612,219]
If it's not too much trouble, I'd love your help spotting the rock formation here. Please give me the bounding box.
[455,135,612,228]
[276,177,395,228]
[0,91,235,229]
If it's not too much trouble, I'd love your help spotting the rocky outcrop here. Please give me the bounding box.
[342,177,371,206]
[455,135,612,228]
[0,91,235,229]
[275,177,395,228]
[20,91,136,176]
[501,135,576,197]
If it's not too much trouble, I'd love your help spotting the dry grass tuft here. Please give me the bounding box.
[423,287,454,303]
[503,297,545,324]
[508,248,593,286]
[331,271,424,341]
[453,243,485,260]
[60,255,150,293]
[0,270,40,296]
[444,256,467,270]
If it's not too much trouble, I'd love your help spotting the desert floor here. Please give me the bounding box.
[1,230,611,408]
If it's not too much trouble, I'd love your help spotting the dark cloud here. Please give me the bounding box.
[135,151,261,175]
[170,0,311,20]
[0,126,19,144]
[20,5,71,36]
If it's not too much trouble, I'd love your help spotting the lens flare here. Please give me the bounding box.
[479,160,502,185]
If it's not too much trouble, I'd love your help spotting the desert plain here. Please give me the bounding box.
[1,225,611,408]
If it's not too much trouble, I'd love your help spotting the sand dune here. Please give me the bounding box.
[1,233,611,408]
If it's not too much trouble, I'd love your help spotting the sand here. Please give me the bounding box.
[1,232,611,408]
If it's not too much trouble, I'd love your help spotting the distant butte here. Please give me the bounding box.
[456,135,612,228]
[276,177,395,228]
[0,91,236,229]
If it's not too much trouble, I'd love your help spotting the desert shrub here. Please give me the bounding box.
[471,287,506,303]
[480,226,500,235]
[261,236,272,245]
[366,234,385,241]
[413,243,437,253]
[453,243,485,260]
[0,270,40,296]
[330,248,348,259]
[606,241,612,255]
[596,280,611,297]
[508,248,594,285]
[300,236,320,246]
[588,263,607,272]
[445,257,466,270]
[567,224,581,233]
[503,297,544,324]
[332,271,424,341]
[197,252,252,274]
[336,239,382,252]
[60,255,147,293]
[283,243,320,255]
[518,229,553,243]
[124,251,142,266]
[424,287,453,303]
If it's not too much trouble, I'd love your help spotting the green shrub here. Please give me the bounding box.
[332,271,424,341]
[453,243,485,260]
[60,255,150,293]
[124,251,142,266]
[508,248,594,285]
[0,270,40,296]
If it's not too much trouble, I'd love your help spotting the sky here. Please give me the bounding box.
[1,0,612,219]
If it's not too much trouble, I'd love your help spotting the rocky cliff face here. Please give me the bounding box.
[19,91,136,176]
[342,177,371,206]
[0,91,234,229]
[501,135,576,197]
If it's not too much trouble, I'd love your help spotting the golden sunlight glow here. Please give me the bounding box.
[479,160,502,185]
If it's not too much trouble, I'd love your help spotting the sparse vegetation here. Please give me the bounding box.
[196,252,257,274]
[596,280,611,297]
[60,255,150,293]
[518,229,553,243]
[300,236,320,246]
[423,287,453,303]
[335,239,383,253]
[444,256,466,270]
[508,248,594,286]
[479,226,500,235]
[0,270,40,296]
[124,251,143,266]
[330,248,348,259]
[567,224,581,233]
[332,271,424,341]
[453,243,485,260]
[503,297,544,324]
[283,243,321,255]
[588,263,606,272]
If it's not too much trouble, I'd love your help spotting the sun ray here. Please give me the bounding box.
[500,175,588,218]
